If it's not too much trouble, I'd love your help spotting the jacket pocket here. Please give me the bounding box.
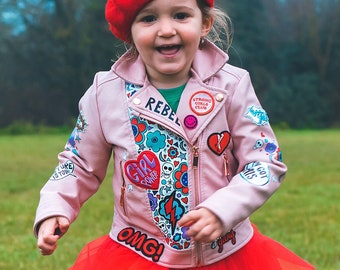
[119,161,129,216]
[223,153,232,182]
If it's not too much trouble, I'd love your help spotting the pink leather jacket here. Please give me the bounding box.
[34,41,287,268]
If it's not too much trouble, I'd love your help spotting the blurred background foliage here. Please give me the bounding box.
[0,0,339,129]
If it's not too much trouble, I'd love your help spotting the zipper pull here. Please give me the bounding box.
[193,146,199,168]
[223,153,230,177]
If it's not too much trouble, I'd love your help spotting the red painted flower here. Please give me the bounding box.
[168,146,179,159]
[174,163,189,194]
[131,117,147,144]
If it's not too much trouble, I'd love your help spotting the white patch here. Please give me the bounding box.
[240,162,270,186]
[190,91,215,115]
[244,105,269,126]
[50,160,75,181]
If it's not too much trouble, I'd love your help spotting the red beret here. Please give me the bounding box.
[105,0,214,43]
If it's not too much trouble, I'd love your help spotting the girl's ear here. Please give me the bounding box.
[201,15,214,38]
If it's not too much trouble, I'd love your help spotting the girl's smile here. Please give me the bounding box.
[156,44,182,57]
[131,0,212,88]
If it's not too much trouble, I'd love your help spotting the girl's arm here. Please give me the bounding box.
[197,71,287,233]
[34,74,113,238]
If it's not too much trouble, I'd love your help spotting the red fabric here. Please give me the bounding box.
[69,225,315,270]
[105,0,215,43]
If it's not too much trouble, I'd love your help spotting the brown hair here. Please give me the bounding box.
[198,0,233,52]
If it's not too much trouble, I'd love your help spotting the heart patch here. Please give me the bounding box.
[124,151,160,190]
[207,131,231,156]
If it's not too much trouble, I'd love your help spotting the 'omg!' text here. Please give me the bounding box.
[117,227,164,262]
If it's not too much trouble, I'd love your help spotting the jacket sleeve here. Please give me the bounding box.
[198,71,287,231]
[33,74,112,237]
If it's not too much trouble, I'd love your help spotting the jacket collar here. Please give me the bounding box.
[111,40,229,85]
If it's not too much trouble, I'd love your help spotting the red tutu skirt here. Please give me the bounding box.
[69,225,314,270]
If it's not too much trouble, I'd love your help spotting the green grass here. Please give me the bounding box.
[0,130,339,269]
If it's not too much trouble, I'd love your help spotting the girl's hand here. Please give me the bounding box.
[37,216,70,255]
[178,208,224,242]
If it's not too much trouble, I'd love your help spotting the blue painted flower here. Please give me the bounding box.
[148,192,158,211]
[181,226,191,241]
[265,142,277,154]
[146,130,166,152]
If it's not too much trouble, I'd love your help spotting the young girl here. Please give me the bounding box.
[35,0,315,269]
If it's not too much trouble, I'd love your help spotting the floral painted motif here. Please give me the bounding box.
[174,163,189,195]
[168,146,179,159]
[131,116,147,144]
[125,82,191,250]
[146,130,166,152]
[253,132,282,162]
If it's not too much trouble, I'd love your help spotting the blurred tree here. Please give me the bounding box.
[0,0,339,128]
[0,0,120,127]
[261,0,340,127]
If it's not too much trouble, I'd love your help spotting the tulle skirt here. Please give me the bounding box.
[69,225,314,270]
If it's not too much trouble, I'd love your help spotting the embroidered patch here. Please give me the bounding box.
[207,131,231,156]
[240,162,270,186]
[50,160,75,181]
[117,227,165,262]
[244,105,269,126]
[124,151,160,190]
[190,91,215,115]
[211,229,237,253]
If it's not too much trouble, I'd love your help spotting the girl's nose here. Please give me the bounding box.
[157,18,176,37]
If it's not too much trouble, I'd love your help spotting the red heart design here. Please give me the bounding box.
[207,131,231,156]
[181,197,188,204]
[124,151,160,190]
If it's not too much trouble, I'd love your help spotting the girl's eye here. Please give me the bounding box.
[174,12,189,20]
[141,15,157,23]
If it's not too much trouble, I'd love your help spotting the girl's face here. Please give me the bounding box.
[131,0,213,88]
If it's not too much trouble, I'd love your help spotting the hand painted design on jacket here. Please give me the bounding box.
[126,83,191,250]
[253,132,282,162]
[65,111,88,156]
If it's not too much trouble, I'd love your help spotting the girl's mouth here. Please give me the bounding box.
[156,45,182,56]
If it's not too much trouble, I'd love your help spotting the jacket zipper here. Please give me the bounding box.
[192,146,203,266]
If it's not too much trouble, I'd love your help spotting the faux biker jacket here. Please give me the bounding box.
[34,41,287,268]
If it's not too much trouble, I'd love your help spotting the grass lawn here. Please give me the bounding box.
[0,129,339,269]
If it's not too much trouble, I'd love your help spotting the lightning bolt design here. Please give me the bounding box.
[160,191,185,235]
[165,192,177,234]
